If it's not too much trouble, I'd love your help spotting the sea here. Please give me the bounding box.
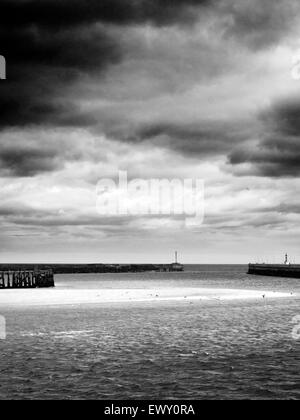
[0,265,299,400]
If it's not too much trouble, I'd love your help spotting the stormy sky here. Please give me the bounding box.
[1,0,300,263]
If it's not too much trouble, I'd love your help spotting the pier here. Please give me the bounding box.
[248,254,300,279]
[248,264,300,279]
[0,263,184,274]
[0,270,55,289]
[0,252,183,275]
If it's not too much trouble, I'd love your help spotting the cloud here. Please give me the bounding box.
[0,128,103,177]
[0,1,210,130]
[0,146,62,177]
[1,1,300,262]
[2,0,300,132]
[123,119,253,158]
[0,0,207,28]
[229,97,300,177]
[217,0,300,50]
[0,23,121,128]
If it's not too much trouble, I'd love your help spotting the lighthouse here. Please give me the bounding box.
[170,251,184,272]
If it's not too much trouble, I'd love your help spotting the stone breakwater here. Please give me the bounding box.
[248,264,300,279]
[0,263,183,274]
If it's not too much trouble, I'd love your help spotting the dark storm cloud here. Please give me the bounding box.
[262,98,300,137]
[0,25,121,71]
[218,0,300,50]
[229,98,300,177]
[0,130,94,177]
[0,23,121,128]
[0,95,95,129]
[0,0,207,28]
[1,0,300,165]
[0,143,62,177]
[122,120,253,157]
[0,0,209,130]
[1,0,299,131]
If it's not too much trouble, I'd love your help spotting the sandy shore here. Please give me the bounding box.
[0,287,296,307]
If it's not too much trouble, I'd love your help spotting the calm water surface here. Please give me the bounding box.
[0,265,299,400]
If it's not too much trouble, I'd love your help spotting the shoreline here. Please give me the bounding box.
[0,287,297,308]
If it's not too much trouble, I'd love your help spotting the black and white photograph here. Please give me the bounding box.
[0,0,299,404]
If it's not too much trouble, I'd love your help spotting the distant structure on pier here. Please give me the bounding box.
[169,251,184,272]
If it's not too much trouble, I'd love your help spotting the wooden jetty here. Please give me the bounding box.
[0,270,55,289]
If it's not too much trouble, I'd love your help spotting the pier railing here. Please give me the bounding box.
[0,270,55,289]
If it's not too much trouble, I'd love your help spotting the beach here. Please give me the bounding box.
[0,286,296,308]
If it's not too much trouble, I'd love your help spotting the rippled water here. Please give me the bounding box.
[0,265,299,400]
